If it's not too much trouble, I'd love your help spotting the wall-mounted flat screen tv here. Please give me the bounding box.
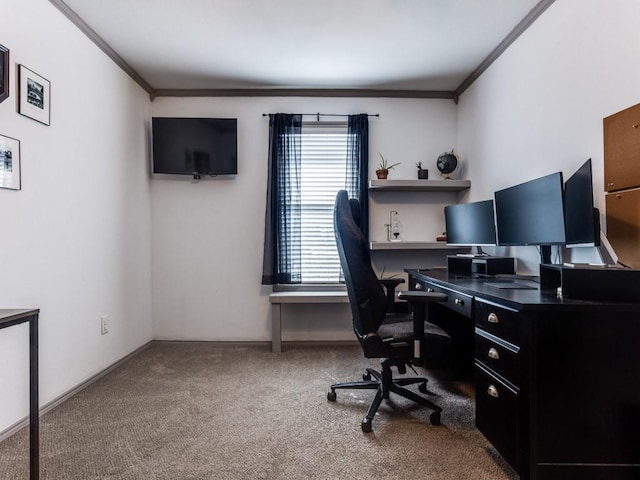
[151,117,237,178]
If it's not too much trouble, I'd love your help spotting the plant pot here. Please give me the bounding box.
[376,169,389,179]
[418,169,429,179]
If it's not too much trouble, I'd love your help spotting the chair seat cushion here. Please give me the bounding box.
[377,318,452,368]
[378,318,449,341]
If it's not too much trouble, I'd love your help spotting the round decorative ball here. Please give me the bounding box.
[436,150,459,179]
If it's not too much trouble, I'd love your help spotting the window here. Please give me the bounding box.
[299,123,349,283]
[262,113,369,287]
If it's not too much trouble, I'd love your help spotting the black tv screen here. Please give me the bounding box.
[151,117,237,177]
[564,159,600,247]
[445,199,497,246]
[494,172,566,248]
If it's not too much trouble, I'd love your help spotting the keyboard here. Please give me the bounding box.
[494,274,539,282]
[485,280,538,290]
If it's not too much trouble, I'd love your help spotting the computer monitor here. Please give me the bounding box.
[564,159,600,248]
[444,200,497,252]
[494,172,566,264]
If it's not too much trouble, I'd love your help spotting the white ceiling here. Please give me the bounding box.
[57,0,547,95]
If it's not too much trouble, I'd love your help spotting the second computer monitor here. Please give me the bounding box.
[445,199,497,247]
[494,172,566,264]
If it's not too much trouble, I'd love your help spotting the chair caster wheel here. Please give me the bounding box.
[419,382,428,394]
[430,411,441,426]
[327,391,336,402]
[361,418,373,433]
[362,371,371,381]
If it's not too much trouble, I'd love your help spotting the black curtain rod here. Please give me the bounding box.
[262,113,379,118]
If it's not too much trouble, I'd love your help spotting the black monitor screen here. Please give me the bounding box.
[445,200,497,246]
[152,117,237,176]
[494,172,566,247]
[564,159,600,247]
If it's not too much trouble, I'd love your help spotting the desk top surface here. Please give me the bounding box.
[407,269,640,312]
[0,309,40,328]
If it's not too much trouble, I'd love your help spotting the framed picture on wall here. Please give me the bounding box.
[0,44,8,104]
[18,64,50,126]
[0,134,21,190]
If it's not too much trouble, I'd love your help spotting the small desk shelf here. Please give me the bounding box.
[368,179,471,192]
[370,241,465,251]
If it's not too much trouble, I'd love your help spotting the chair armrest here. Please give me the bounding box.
[397,290,447,304]
[379,277,405,290]
[380,278,407,313]
[397,291,448,363]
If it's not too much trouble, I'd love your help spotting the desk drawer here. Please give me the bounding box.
[475,329,520,386]
[475,363,519,471]
[475,299,520,345]
[414,281,473,318]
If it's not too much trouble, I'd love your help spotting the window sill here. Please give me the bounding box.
[273,283,346,293]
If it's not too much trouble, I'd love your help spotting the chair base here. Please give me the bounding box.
[328,358,442,432]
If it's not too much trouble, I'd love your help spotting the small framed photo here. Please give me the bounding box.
[18,64,50,126]
[0,134,21,190]
[0,43,8,104]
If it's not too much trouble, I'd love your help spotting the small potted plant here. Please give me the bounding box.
[376,153,400,179]
[416,162,429,179]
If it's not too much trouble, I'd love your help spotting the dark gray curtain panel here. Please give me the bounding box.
[347,114,369,241]
[261,113,303,285]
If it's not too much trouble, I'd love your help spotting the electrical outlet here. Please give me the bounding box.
[101,315,109,335]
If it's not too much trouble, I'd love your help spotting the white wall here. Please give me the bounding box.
[151,97,457,341]
[457,0,640,272]
[0,0,153,432]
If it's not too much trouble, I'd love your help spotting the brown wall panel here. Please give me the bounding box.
[604,102,640,192]
[605,189,640,269]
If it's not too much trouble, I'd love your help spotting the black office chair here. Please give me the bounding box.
[328,190,452,432]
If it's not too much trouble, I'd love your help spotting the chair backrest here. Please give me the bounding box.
[334,190,387,337]
[348,198,362,230]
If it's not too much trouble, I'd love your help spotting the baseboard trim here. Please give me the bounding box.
[153,339,358,348]
[0,339,358,441]
[0,341,153,442]
[152,339,273,347]
[281,340,359,348]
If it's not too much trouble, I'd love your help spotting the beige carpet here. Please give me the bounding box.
[0,343,517,479]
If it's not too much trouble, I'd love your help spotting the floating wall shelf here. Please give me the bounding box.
[369,179,471,192]
[370,241,468,251]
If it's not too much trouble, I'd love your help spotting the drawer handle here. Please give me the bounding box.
[488,313,499,324]
[488,347,500,360]
[487,385,499,398]
[454,298,464,306]
[427,288,435,293]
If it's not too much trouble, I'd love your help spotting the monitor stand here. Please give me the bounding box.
[456,246,490,258]
[540,245,552,265]
[448,255,515,276]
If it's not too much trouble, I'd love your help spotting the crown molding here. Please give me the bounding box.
[454,0,556,99]
[152,88,456,100]
[49,0,154,96]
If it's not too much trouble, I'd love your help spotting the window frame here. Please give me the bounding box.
[295,121,349,285]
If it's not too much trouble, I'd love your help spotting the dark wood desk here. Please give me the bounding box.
[407,269,640,480]
[0,309,40,480]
